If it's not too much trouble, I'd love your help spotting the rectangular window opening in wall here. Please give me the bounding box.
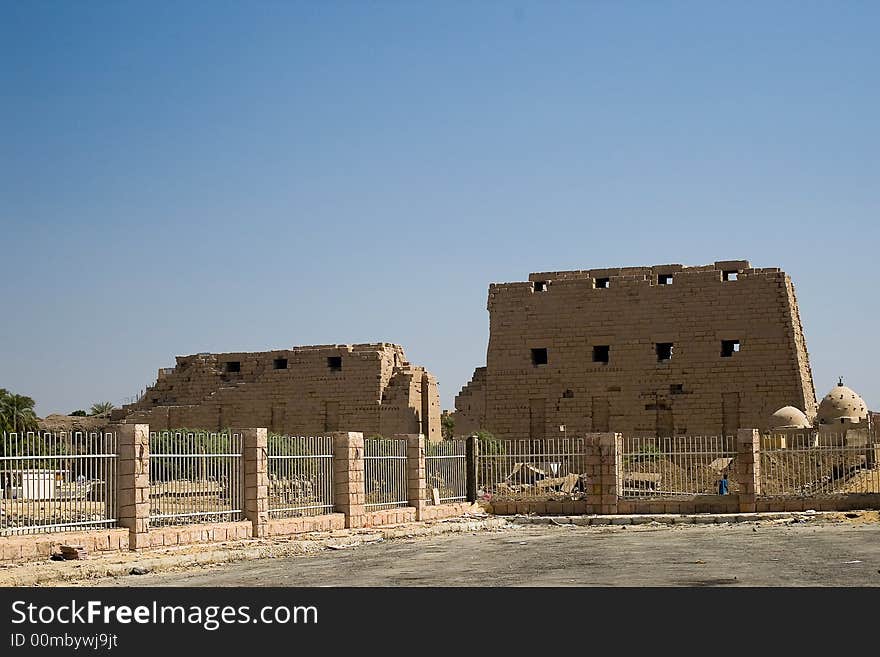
[533,281,548,292]
[670,384,684,394]
[273,358,288,370]
[594,277,610,289]
[656,343,673,362]
[593,345,610,364]
[327,356,342,371]
[531,348,548,366]
[658,274,673,285]
[224,361,240,373]
[721,340,741,357]
[723,271,739,281]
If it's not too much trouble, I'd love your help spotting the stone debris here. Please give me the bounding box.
[59,545,88,560]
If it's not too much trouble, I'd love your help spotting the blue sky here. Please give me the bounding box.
[1,1,877,416]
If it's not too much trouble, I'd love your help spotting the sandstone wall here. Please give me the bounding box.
[453,367,486,436]
[457,260,816,440]
[117,343,441,442]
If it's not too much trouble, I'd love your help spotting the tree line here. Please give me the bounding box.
[1,389,117,435]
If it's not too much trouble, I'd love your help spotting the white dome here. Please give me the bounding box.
[769,406,811,430]
[817,380,868,425]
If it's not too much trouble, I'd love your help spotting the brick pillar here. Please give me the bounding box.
[117,424,150,550]
[238,427,268,538]
[332,431,365,528]
[599,432,622,514]
[736,428,761,512]
[583,433,620,514]
[398,434,426,520]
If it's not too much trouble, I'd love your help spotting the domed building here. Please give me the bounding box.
[766,405,815,448]
[768,406,812,430]
[816,378,870,447]
[763,380,873,448]
[817,378,868,425]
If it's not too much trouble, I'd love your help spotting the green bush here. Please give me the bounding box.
[475,430,506,456]
[441,414,455,440]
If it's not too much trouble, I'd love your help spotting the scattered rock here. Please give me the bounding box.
[60,545,88,560]
[129,567,150,575]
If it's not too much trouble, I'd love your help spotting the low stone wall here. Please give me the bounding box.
[485,493,880,516]
[487,501,594,516]
[267,513,346,536]
[0,528,129,563]
[421,502,483,520]
[618,495,740,515]
[756,494,880,512]
[146,521,252,548]
[364,507,417,527]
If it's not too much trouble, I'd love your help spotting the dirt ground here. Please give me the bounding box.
[92,512,880,587]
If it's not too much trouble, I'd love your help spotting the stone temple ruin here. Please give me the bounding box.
[111,259,872,447]
[114,343,442,442]
[454,260,822,441]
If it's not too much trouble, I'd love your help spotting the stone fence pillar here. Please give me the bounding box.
[599,433,622,514]
[583,433,622,514]
[237,428,268,538]
[736,428,761,512]
[116,424,150,550]
[331,432,365,528]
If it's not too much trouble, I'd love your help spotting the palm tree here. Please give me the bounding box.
[0,388,10,432]
[2,392,38,433]
[89,401,115,416]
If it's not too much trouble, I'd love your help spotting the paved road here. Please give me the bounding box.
[100,520,880,587]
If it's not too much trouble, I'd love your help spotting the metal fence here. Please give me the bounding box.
[425,440,467,505]
[475,437,589,502]
[363,437,408,511]
[619,435,737,499]
[759,430,880,497]
[267,435,334,518]
[1,431,118,535]
[148,430,243,526]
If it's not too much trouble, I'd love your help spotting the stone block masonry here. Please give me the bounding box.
[456,261,817,440]
[116,343,442,443]
[332,431,367,529]
[239,427,268,538]
[117,424,150,550]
